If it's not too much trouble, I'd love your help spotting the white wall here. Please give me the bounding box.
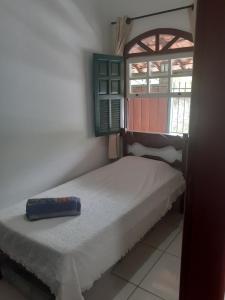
[99,0,193,50]
[0,0,108,209]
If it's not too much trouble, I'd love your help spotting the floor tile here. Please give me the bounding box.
[112,243,162,285]
[83,270,136,300]
[140,253,181,300]
[129,288,162,300]
[179,219,184,230]
[0,279,27,300]
[141,221,180,251]
[166,233,183,257]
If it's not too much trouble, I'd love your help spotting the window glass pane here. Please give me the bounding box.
[171,57,193,75]
[170,97,191,134]
[150,60,169,76]
[170,76,192,93]
[159,34,175,50]
[169,38,194,49]
[129,62,147,78]
[130,79,147,94]
[141,35,156,51]
[128,43,147,54]
[149,78,168,93]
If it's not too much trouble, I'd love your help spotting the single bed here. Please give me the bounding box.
[0,131,187,300]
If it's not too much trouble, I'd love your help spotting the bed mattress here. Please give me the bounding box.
[0,156,185,300]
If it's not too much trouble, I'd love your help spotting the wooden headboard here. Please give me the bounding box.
[121,130,188,176]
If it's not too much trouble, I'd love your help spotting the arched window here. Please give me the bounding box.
[125,28,194,57]
[125,29,194,135]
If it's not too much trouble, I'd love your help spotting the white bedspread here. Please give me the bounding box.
[0,156,185,300]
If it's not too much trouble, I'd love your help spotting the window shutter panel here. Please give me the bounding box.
[93,54,124,136]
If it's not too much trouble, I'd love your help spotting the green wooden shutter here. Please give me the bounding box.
[93,54,124,137]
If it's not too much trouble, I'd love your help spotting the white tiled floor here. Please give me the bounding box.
[166,233,182,258]
[129,288,162,300]
[84,270,136,300]
[0,210,183,300]
[140,253,181,300]
[112,244,162,285]
[141,220,180,251]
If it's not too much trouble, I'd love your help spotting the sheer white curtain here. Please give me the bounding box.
[189,0,198,40]
[108,17,132,160]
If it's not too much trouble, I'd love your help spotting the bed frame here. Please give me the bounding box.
[122,130,188,176]
[0,130,188,299]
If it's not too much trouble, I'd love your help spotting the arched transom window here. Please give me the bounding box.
[125,28,194,57]
[125,28,194,135]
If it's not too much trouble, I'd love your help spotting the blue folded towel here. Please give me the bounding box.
[26,197,81,221]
